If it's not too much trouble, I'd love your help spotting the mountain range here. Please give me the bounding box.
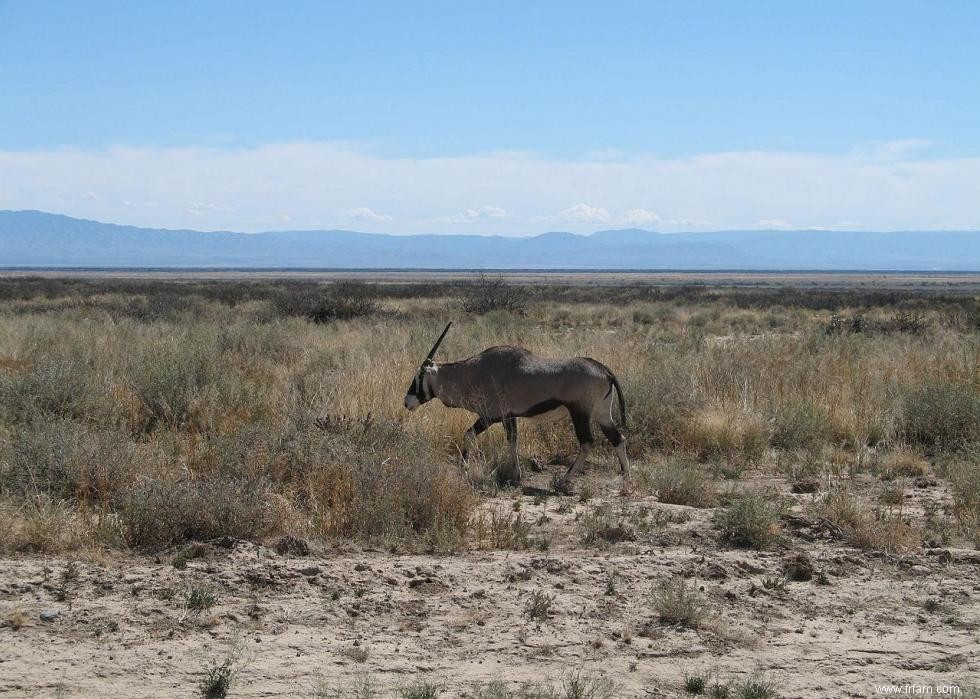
[2,210,979,270]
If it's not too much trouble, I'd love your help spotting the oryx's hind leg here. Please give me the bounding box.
[560,409,594,485]
[462,416,496,462]
[599,422,629,478]
[597,394,629,478]
[502,416,521,483]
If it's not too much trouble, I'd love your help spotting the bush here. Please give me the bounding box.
[0,359,99,422]
[636,461,716,507]
[948,457,980,546]
[714,490,782,549]
[769,400,833,452]
[0,419,132,503]
[459,274,527,315]
[273,284,380,322]
[814,486,921,553]
[651,578,706,628]
[119,476,269,548]
[902,384,980,450]
[129,339,220,431]
[302,427,477,549]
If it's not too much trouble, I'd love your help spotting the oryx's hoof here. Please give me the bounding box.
[552,477,574,496]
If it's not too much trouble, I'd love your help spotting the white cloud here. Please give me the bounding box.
[754,218,794,230]
[187,201,236,215]
[443,205,509,223]
[342,207,393,223]
[618,208,661,226]
[1,141,979,234]
[554,203,611,225]
[857,138,934,162]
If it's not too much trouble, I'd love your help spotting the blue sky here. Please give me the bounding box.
[2,1,979,233]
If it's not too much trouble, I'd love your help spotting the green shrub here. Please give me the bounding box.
[769,400,832,452]
[0,419,132,503]
[902,384,980,450]
[636,461,716,507]
[119,476,269,548]
[0,359,98,422]
[651,578,706,628]
[714,490,782,549]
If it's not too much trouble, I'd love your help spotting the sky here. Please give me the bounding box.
[1,1,979,234]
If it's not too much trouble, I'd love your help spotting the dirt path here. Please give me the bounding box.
[2,478,979,698]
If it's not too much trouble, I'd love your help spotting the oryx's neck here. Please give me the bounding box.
[426,361,464,406]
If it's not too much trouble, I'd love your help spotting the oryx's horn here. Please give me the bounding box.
[424,322,453,363]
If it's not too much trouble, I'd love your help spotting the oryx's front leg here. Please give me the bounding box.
[462,416,495,462]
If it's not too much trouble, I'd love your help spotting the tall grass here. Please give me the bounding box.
[0,278,977,552]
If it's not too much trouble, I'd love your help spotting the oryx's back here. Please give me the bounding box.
[438,345,616,418]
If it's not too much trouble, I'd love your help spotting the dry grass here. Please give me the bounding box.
[0,278,977,553]
[814,485,922,553]
[650,578,706,628]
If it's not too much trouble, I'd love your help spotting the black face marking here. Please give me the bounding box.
[405,362,435,406]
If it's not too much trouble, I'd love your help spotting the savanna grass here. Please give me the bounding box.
[0,277,977,553]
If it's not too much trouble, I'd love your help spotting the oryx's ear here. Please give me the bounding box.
[423,322,452,363]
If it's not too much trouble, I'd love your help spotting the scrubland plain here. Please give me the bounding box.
[0,275,978,697]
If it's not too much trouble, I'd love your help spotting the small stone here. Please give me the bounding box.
[783,552,815,582]
[354,563,370,572]
[298,566,321,577]
[791,480,820,494]
[39,610,59,622]
[596,526,636,544]
[274,535,310,557]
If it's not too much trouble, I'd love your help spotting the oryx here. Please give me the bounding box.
[404,322,629,485]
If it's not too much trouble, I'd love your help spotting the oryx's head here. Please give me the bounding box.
[404,322,452,411]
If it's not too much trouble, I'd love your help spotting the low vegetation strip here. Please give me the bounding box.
[0,277,978,554]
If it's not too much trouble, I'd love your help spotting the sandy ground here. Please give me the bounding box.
[2,468,979,698]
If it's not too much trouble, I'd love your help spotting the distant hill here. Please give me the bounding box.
[2,210,979,270]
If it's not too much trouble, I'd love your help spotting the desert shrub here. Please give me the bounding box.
[302,427,477,548]
[400,681,441,699]
[0,494,116,553]
[127,335,257,433]
[902,384,980,450]
[714,490,782,549]
[651,578,706,628]
[0,358,99,422]
[686,410,767,465]
[625,355,700,453]
[524,590,556,620]
[874,451,930,480]
[273,284,380,322]
[459,274,528,315]
[813,485,920,552]
[769,400,833,452]
[0,419,133,503]
[636,461,716,507]
[124,293,215,323]
[735,675,779,699]
[946,455,980,546]
[119,476,270,548]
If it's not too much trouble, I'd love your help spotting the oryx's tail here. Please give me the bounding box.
[607,369,626,430]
